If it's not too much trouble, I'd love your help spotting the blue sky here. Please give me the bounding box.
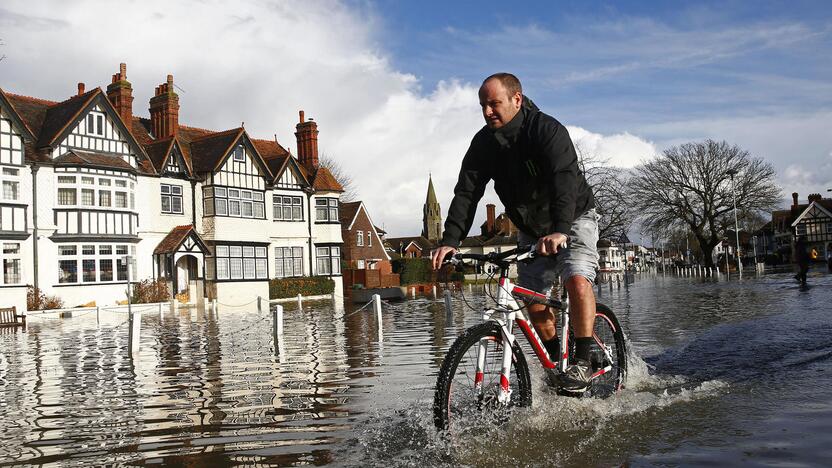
[364,0,832,131]
[1,0,830,236]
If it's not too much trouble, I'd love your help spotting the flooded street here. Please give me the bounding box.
[1,271,831,466]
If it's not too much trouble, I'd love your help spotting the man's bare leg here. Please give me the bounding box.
[527,302,560,362]
[527,302,556,341]
[565,275,596,361]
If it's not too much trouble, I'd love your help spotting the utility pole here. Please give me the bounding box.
[727,169,742,280]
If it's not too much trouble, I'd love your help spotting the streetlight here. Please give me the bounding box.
[726,168,742,280]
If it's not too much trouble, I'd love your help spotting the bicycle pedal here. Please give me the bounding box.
[556,388,585,398]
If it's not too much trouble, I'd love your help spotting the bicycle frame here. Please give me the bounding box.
[476,269,614,403]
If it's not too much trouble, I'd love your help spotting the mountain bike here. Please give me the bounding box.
[433,245,627,433]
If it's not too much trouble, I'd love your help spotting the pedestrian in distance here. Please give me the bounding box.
[826,243,832,273]
[793,235,809,286]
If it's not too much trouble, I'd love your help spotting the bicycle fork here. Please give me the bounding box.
[473,321,515,405]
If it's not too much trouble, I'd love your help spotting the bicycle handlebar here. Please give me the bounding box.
[445,244,537,266]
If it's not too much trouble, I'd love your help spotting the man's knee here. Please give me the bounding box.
[565,275,594,300]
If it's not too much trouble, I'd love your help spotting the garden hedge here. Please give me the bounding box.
[269,276,335,299]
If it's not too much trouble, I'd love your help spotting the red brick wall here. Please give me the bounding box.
[341,205,389,264]
[343,268,400,288]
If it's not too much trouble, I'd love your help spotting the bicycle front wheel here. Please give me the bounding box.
[433,321,532,433]
[586,304,627,397]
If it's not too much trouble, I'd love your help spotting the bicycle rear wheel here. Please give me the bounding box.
[585,303,627,397]
[433,321,532,433]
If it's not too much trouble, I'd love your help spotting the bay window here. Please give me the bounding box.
[316,245,341,275]
[273,196,303,221]
[213,243,268,280]
[1,242,21,285]
[204,186,265,219]
[315,198,339,222]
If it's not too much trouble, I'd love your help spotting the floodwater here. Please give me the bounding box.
[1,269,831,467]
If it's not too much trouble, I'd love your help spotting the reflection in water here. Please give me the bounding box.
[0,272,831,466]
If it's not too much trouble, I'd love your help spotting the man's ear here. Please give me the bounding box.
[513,92,523,109]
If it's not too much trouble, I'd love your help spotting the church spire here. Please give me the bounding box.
[422,174,443,242]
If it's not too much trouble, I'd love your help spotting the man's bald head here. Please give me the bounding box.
[482,73,522,97]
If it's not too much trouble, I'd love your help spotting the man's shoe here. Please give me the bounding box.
[557,359,592,393]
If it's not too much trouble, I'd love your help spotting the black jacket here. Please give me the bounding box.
[441,97,595,247]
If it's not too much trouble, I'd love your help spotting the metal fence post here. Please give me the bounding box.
[372,294,382,323]
[128,310,141,357]
[273,304,284,336]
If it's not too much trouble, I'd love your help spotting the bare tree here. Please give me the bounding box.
[575,143,636,241]
[319,153,359,202]
[629,140,781,267]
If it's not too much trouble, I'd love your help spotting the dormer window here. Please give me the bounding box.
[86,113,104,136]
[233,145,245,162]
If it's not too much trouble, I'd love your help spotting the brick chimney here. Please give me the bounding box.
[792,192,799,209]
[149,74,179,139]
[808,193,822,203]
[77,82,85,96]
[295,110,319,170]
[106,63,133,125]
[486,204,496,235]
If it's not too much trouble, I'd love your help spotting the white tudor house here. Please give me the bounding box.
[0,64,343,311]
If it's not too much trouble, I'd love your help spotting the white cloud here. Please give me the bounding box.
[0,0,666,237]
[567,127,657,168]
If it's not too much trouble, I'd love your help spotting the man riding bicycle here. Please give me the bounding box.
[431,73,600,393]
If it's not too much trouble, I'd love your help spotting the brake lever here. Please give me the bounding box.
[516,245,537,262]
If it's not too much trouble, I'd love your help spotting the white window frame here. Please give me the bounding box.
[316,245,341,276]
[161,183,184,214]
[214,243,268,280]
[1,167,20,201]
[232,145,245,162]
[56,243,129,284]
[315,197,339,222]
[1,242,22,285]
[274,246,304,278]
[205,186,265,219]
[356,231,364,246]
[272,195,303,221]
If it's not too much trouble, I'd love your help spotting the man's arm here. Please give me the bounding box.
[440,139,491,248]
[539,121,579,236]
[433,137,491,268]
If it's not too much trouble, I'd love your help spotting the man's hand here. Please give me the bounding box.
[537,232,569,256]
[431,246,458,270]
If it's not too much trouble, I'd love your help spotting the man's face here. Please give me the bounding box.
[479,79,522,129]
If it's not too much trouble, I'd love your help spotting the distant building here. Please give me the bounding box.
[422,175,442,242]
[790,193,832,260]
[597,239,624,272]
[339,201,399,289]
[771,192,832,261]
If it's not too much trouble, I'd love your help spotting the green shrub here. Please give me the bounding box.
[269,276,335,299]
[130,278,171,304]
[391,258,434,285]
[26,286,64,310]
[449,271,465,282]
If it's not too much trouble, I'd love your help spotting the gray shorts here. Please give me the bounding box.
[517,208,600,293]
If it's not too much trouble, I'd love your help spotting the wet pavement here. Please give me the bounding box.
[0,269,830,466]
